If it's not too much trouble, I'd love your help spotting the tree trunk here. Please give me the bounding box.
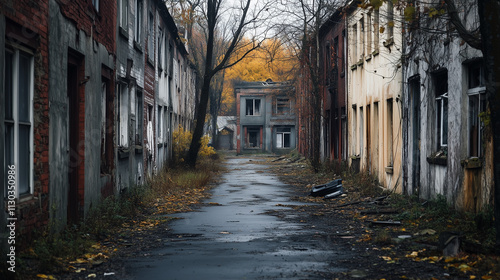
[477,0,500,252]
[187,74,212,168]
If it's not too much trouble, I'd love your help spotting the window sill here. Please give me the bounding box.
[385,166,393,174]
[18,193,34,203]
[427,150,447,166]
[461,157,482,169]
[118,147,130,159]
[119,27,129,40]
[147,57,154,68]
[134,41,143,53]
[383,37,394,48]
[135,145,143,154]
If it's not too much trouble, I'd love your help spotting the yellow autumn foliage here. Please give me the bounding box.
[221,38,298,115]
[172,125,215,163]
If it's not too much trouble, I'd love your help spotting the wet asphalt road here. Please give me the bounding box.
[125,157,348,279]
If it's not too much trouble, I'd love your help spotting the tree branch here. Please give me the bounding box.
[444,0,482,50]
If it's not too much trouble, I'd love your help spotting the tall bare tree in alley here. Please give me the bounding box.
[274,0,343,171]
[209,70,225,147]
[476,0,500,252]
[169,0,273,167]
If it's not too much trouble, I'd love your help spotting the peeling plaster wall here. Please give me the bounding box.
[347,3,403,192]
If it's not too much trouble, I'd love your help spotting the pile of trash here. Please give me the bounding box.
[309,178,343,199]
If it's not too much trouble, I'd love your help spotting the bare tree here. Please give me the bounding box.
[476,0,500,252]
[179,0,272,167]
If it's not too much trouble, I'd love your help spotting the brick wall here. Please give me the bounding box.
[57,0,116,53]
[2,0,50,244]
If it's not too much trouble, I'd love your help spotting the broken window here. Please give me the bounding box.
[276,127,291,148]
[275,97,290,114]
[246,98,261,116]
[467,61,486,157]
[4,46,34,196]
[434,70,448,149]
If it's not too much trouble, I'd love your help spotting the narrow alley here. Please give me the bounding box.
[124,156,348,279]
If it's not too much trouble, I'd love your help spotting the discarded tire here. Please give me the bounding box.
[323,186,343,199]
[309,179,342,197]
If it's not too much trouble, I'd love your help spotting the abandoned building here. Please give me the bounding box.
[0,0,196,255]
[401,1,492,211]
[235,80,297,154]
[319,9,348,163]
[346,0,403,192]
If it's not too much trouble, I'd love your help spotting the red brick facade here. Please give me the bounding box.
[2,0,50,241]
[57,0,116,54]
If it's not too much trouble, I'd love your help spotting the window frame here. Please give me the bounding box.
[135,90,143,146]
[134,0,143,43]
[275,127,292,149]
[467,61,486,158]
[92,0,99,13]
[386,0,394,41]
[245,98,262,116]
[118,83,129,148]
[275,97,291,115]
[119,0,128,29]
[433,71,448,149]
[4,46,35,198]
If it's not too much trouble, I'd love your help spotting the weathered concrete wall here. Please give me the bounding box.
[49,0,115,223]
